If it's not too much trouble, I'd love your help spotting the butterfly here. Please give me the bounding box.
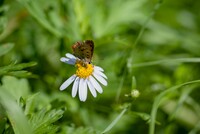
[72,40,94,64]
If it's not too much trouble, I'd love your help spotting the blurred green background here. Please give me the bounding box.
[0,0,200,134]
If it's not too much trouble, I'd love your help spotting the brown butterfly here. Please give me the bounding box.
[72,40,94,64]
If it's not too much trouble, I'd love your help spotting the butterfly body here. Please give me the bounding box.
[72,40,94,64]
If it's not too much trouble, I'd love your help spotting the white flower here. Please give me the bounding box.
[60,53,77,65]
[60,53,107,102]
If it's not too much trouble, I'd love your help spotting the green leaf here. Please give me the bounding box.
[1,76,30,101]
[0,62,37,77]
[0,43,14,57]
[24,93,40,115]
[7,70,36,78]
[0,88,33,134]
[29,108,64,134]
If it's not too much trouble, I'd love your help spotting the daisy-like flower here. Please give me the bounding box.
[60,53,107,102]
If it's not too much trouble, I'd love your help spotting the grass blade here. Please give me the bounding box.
[149,79,200,134]
[102,108,127,134]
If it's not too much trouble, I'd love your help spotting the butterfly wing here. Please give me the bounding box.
[82,40,94,63]
[72,41,83,59]
[72,40,94,63]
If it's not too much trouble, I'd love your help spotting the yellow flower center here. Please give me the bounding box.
[75,61,94,78]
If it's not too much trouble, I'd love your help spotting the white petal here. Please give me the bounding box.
[79,78,87,101]
[93,72,107,86]
[89,76,103,93]
[60,57,76,65]
[68,59,76,65]
[94,69,107,79]
[87,79,97,97]
[82,79,88,101]
[72,77,79,97]
[65,53,76,59]
[78,79,83,101]
[60,57,69,62]
[94,66,104,72]
[60,75,76,91]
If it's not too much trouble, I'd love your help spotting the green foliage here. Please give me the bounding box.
[0,43,14,57]
[0,87,33,134]
[63,126,97,134]
[29,108,64,134]
[1,76,30,100]
[0,62,37,77]
[102,108,127,133]
[149,80,200,134]
[0,76,65,134]
[0,0,200,133]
